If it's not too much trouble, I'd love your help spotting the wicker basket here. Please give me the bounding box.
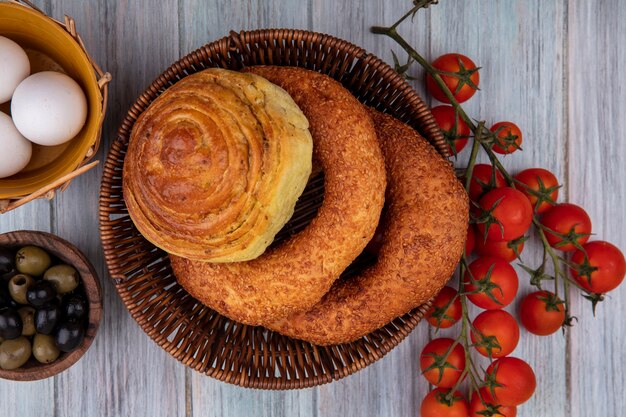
[0,0,111,213]
[99,29,449,390]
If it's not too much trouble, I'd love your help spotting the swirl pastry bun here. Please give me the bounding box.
[123,68,313,262]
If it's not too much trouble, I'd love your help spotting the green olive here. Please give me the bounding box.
[15,246,51,276]
[8,274,34,305]
[0,336,31,370]
[43,264,79,294]
[18,307,36,336]
[32,333,60,364]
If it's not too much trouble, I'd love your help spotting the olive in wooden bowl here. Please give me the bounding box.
[0,230,101,381]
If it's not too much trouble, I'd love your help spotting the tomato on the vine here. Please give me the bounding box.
[421,388,469,417]
[426,53,480,104]
[475,236,526,263]
[540,203,592,251]
[426,286,462,329]
[514,168,560,214]
[466,226,476,255]
[471,310,520,358]
[431,105,471,155]
[420,338,466,388]
[467,163,506,201]
[477,187,533,242]
[570,241,626,293]
[470,388,517,417]
[519,290,565,336]
[464,257,519,309]
[484,357,536,406]
[490,122,523,154]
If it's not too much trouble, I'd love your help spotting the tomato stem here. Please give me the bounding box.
[372,0,595,403]
[464,134,481,191]
[456,263,484,396]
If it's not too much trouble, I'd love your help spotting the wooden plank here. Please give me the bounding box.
[567,1,626,416]
[45,0,187,416]
[180,0,310,52]
[429,2,569,417]
[314,2,432,416]
[1,1,623,416]
[179,1,317,416]
[0,201,54,417]
[0,2,54,414]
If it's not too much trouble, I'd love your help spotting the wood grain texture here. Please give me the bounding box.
[430,2,569,417]
[312,2,431,416]
[567,1,626,416]
[50,0,187,416]
[0,199,54,415]
[0,0,55,395]
[0,0,624,416]
[180,2,319,415]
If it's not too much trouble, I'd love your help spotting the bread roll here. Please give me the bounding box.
[265,110,469,345]
[170,67,387,325]
[123,68,313,262]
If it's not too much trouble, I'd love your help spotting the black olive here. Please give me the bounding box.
[1,268,19,284]
[0,307,23,340]
[0,285,18,309]
[54,320,85,352]
[62,295,87,321]
[26,280,57,307]
[0,248,15,275]
[34,303,60,335]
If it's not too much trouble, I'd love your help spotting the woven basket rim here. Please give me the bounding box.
[0,0,111,214]
[99,28,446,390]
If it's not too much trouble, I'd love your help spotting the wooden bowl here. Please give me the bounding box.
[0,1,111,213]
[0,230,102,381]
[100,29,446,389]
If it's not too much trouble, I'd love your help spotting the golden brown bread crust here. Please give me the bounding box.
[265,110,469,345]
[170,67,387,325]
[123,69,313,262]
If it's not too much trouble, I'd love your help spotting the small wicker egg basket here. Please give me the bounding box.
[0,0,111,214]
[99,29,450,389]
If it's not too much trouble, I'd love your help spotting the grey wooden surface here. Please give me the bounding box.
[1,0,624,416]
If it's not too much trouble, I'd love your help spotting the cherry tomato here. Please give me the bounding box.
[420,338,466,388]
[470,388,517,417]
[421,388,470,417]
[477,188,533,241]
[471,310,520,358]
[514,168,560,214]
[540,203,592,251]
[426,53,480,104]
[490,122,522,154]
[519,291,565,336]
[467,164,506,202]
[426,286,462,329]
[431,105,471,155]
[485,357,536,406]
[464,257,519,309]
[466,226,476,255]
[570,241,626,293]
[475,237,525,263]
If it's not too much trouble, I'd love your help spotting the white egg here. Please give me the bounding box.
[11,71,88,146]
[0,36,31,104]
[0,112,32,178]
